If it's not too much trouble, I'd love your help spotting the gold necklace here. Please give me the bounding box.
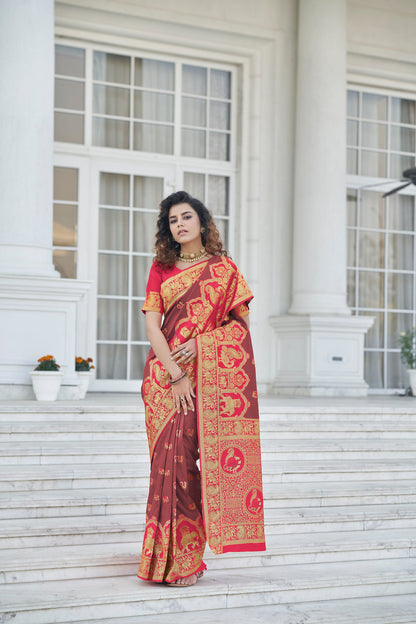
[179,247,208,263]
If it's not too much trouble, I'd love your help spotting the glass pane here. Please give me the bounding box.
[130,345,150,380]
[390,153,415,179]
[391,126,415,154]
[208,175,229,216]
[359,191,385,229]
[364,350,384,388]
[134,92,174,122]
[387,273,413,310]
[347,270,356,307]
[97,344,127,379]
[133,123,173,154]
[209,132,229,160]
[387,312,414,348]
[183,65,207,96]
[362,93,387,121]
[97,299,128,340]
[215,218,228,247]
[182,128,206,158]
[361,311,383,348]
[132,255,154,297]
[388,194,414,231]
[131,303,148,341]
[182,97,207,127]
[135,59,174,91]
[54,111,84,144]
[347,90,359,117]
[358,231,385,269]
[347,149,358,175]
[55,79,84,111]
[361,122,387,149]
[53,204,77,246]
[360,150,386,177]
[347,120,358,146]
[133,176,163,209]
[388,233,414,270]
[347,229,356,267]
[358,271,384,308]
[54,167,78,202]
[391,98,416,125]
[53,249,76,279]
[55,45,85,78]
[99,208,129,251]
[184,172,205,200]
[93,85,130,116]
[100,173,130,207]
[387,351,408,389]
[98,254,128,296]
[347,190,357,226]
[92,117,129,149]
[210,69,231,99]
[133,212,157,253]
[93,52,130,85]
[209,101,230,130]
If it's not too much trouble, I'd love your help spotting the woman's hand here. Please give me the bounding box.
[171,375,196,414]
[171,338,197,366]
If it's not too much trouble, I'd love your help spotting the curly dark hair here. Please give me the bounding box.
[154,190,227,265]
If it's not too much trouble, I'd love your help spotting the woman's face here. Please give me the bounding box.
[168,203,202,247]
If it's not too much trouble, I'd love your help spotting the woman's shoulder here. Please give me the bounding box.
[219,254,239,272]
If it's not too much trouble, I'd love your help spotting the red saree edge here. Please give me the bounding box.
[137,561,207,583]
[222,542,266,553]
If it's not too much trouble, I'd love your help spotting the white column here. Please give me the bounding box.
[0,0,91,399]
[290,0,349,315]
[0,0,57,276]
[270,0,373,396]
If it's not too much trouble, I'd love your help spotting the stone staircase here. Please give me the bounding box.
[1,398,416,623]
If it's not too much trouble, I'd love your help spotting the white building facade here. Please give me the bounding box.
[1,0,416,398]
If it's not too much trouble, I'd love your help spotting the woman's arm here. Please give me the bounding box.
[145,311,195,413]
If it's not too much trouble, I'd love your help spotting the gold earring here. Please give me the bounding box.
[201,227,205,233]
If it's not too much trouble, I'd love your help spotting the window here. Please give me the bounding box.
[53,166,79,278]
[347,89,416,390]
[55,45,233,162]
[54,42,237,386]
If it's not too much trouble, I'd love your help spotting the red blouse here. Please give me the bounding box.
[142,258,250,317]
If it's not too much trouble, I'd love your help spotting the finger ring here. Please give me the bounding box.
[180,396,185,401]
[182,349,187,355]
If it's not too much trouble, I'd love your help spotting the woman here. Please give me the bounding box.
[137,191,265,587]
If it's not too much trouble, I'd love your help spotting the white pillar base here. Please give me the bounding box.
[269,315,374,397]
[0,275,91,400]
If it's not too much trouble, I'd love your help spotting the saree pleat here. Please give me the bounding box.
[138,256,265,582]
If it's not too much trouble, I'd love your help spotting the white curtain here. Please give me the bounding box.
[97,172,164,380]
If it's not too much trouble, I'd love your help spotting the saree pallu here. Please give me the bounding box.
[138,256,265,583]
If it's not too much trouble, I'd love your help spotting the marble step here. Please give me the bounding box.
[2,458,416,492]
[63,594,416,624]
[2,528,416,583]
[2,480,416,520]
[3,419,416,440]
[3,503,416,549]
[3,438,416,465]
[2,558,416,624]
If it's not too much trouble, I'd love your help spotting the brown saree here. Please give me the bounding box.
[138,256,265,583]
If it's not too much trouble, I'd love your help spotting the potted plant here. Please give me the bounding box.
[30,355,62,401]
[399,329,416,396]
[75,357,94,399]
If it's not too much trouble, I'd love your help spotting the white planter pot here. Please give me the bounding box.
[407,369,416,396]
[30,371,63,401]
[77,371,91,399]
